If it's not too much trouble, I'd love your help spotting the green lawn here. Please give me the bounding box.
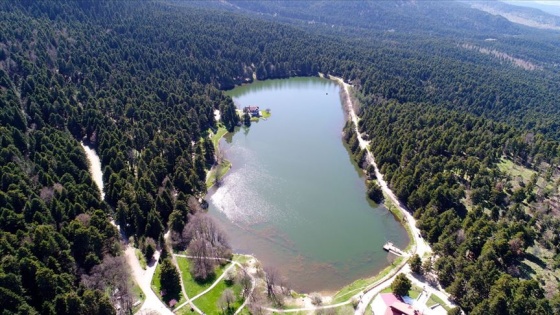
[408,285,421,300]
[426,294,450,311]
[232,254,252,265]
[206,160,232,189]
[211,126,228,149]
[379,285,421,299]
[192,278,244,314]
[176,256,229,297]
[151,263,163,298]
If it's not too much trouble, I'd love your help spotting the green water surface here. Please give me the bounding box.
[208,77,408,293]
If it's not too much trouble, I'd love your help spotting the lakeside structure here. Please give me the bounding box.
[243,106,260,117]
[383,242,406,257]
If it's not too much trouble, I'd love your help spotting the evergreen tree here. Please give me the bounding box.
[159,259,181,302]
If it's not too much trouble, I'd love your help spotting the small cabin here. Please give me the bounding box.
[243,106,260,117]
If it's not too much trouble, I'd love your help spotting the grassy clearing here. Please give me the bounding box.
[207,126,232,189]
[135,249,147,270]
[519,245,560,297]
[496,157,560,193]
[211,126,228,149]
[332,277,371,304]
[426,294,450,311]
[176,256,229,297]
[151,263,162,298]
[206,160,232,189]
[497,158,536,186]
[233,254,252,265]
[192,277,244,314]
[383,193,404,221]
[408,285,421,300]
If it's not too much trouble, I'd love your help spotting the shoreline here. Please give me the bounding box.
[328,75,457,314]
[208,75,413,298]
[81,75,451,313]
[328,74,429,257]
[201,76,455,314]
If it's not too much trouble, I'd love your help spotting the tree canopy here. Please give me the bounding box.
[1,0,560,313]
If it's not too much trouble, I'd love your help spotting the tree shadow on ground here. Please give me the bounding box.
[518,261,536,280]
[194,273,217,286]
[524,253,547,269]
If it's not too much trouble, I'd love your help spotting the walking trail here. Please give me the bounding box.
[173,255,256,315]
[328,75,454,315]
[82,144,177,315]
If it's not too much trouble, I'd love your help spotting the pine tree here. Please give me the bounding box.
[160,259,181,301]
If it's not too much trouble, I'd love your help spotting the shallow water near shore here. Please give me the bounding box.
[208,77,408,293]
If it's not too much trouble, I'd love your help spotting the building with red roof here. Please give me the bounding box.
[371,293,421,315]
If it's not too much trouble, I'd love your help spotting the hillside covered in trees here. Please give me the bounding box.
[1,0,560,314]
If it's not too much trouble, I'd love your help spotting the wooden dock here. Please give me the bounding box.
[383,241,405,256]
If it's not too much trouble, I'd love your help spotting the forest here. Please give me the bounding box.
[1,0,560,314]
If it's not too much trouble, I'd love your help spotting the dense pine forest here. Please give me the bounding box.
[1,0,560,314]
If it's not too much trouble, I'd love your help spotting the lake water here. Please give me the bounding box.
[208,77,408,293]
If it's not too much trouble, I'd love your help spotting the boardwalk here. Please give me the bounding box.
[383,242,405,257]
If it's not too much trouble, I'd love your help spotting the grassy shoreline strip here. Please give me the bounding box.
[207,126,232,189]
[332,256,404,304]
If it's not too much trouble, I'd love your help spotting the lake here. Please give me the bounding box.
[208,77,408,293]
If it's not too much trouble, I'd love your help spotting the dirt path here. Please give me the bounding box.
[81,144,173,314]
[264,300,351,313]
[124,247,175,315]
[81,142,105,199]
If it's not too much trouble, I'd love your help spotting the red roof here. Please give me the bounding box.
[381,293,400,305]
[379,293,419,315]
[390,301,416,315]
